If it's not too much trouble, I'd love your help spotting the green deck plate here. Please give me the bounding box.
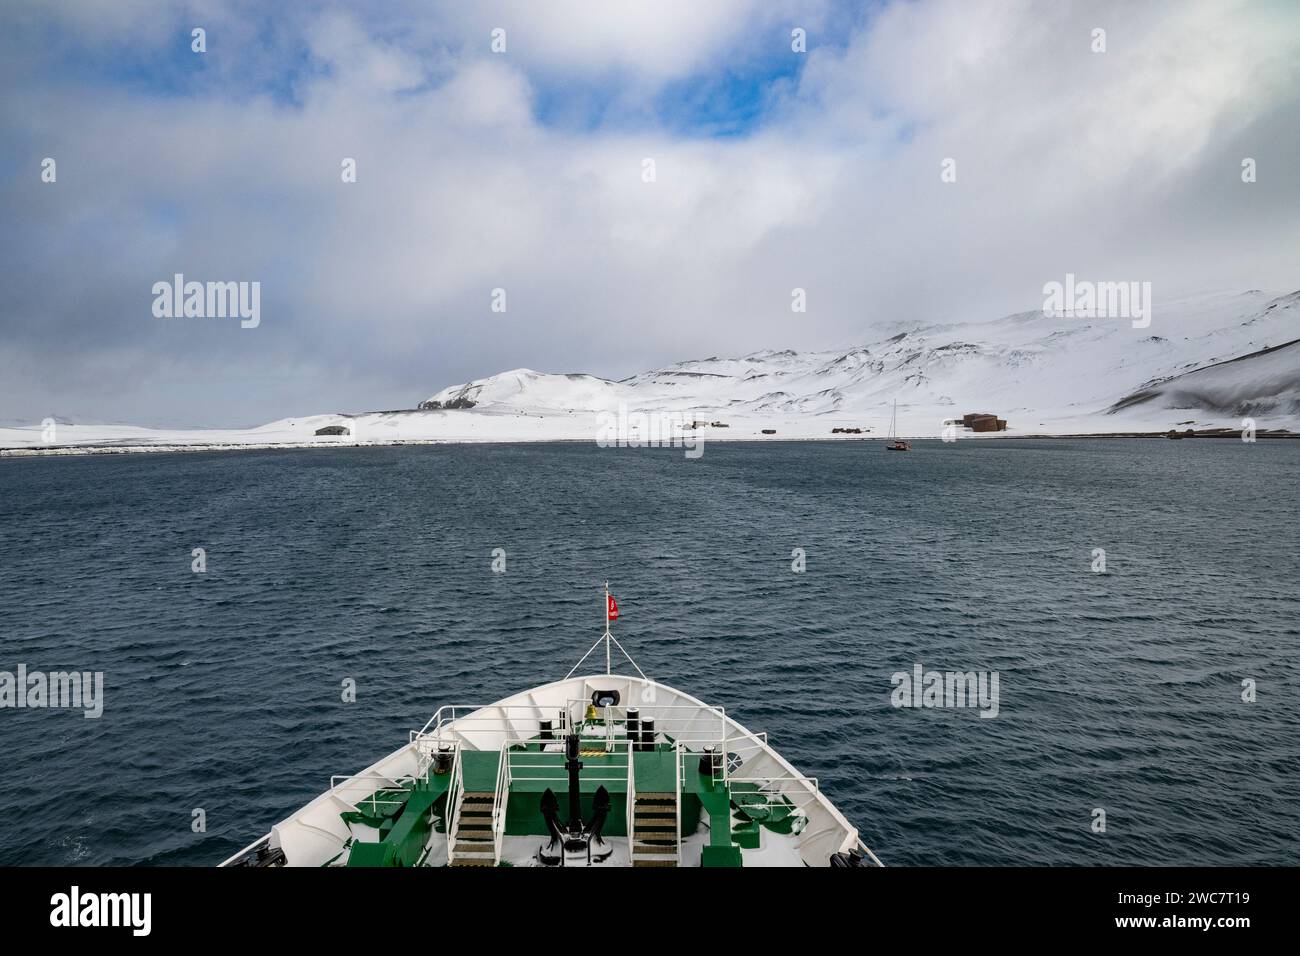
[631,750,676,793]
[345,840,391,867]
[461,750,502,792]
[701,845,743,868]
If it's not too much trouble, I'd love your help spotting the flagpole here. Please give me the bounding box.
[604,581,611,675]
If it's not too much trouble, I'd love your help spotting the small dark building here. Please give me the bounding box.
[963,412,1007,432]
[761,429,776,434]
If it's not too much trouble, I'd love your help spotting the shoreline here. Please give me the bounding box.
[3,429,1296,460]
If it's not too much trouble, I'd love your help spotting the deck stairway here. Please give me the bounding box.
[449,791,496,866]
[631,791,678,867]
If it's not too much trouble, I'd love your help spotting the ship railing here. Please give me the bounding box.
[327,770,421,817]
[724,776,823,814]
[412,702,728,751]
[674,738,682,865]
[416,704,484,739]
[444,743,466,865]
[556,700,730,752]
[491,744,510,865]
[672,733,774,788]
[504,737,633,783]
[673,732,824,808]
[562,700,727,741]
[626,742,637,859]
[412,704,578,750]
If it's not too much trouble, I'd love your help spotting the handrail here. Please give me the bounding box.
[491,745,510,865]
[444,743,465,864]
[505,741,631,784]
[414,702,728,750]
[626,744,636,859]
[324,772,423,819]
[674,740,682,866]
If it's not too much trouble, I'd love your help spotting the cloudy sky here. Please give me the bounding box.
[2,0,1297,426]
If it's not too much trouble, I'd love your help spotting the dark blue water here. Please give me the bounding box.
[1,440,1297,866]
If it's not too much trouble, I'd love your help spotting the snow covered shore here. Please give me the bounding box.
[5,289,1296,457]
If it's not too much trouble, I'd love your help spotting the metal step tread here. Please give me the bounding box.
[632,843,677,855]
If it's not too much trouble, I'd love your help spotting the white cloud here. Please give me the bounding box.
[0,0,1296,426]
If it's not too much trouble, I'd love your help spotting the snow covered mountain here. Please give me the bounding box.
[423,289,1300,435]
[4,288,1297,454]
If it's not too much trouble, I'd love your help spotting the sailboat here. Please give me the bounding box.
[886,400,911,451]
[218,585,881,868]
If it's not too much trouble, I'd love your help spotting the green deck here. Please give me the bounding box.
[462,743,678,793]
[342,737,757,867]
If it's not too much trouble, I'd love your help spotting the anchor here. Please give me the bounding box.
[538,733,613,866]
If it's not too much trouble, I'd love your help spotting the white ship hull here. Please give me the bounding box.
[221,673,881,869]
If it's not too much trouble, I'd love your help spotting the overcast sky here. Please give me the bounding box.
[1,0,1297,426]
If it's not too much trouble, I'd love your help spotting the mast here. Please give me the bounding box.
[565,581,646,681]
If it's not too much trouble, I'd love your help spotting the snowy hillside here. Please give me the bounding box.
[421,289,1300,433]
[4,289,1297,454]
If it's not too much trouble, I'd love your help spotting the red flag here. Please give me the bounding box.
[607,594,619,621]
